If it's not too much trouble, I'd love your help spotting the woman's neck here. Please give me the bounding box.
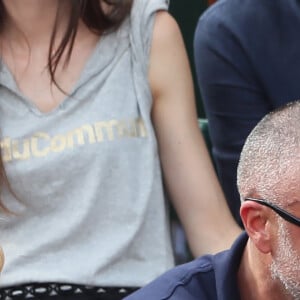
[1,0,70,50]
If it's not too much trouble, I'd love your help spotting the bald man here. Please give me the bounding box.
[125,100,300,300]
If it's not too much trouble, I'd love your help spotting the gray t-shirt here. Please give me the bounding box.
[0,0,174,287]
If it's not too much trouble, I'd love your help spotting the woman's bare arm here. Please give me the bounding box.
[149,11,242,256]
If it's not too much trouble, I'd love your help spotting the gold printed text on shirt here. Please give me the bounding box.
[0,117,148,162]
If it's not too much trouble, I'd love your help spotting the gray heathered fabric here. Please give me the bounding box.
[0,0,174,287]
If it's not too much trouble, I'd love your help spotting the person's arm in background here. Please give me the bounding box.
[193,3,271,224]
[149,11,241,256]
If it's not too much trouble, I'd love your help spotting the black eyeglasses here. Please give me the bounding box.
[244,197,300,227]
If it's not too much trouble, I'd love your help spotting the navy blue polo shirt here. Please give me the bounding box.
[125,232,247,300]
[194,0,300,225]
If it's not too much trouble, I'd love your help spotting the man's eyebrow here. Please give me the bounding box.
[285,200,300,208]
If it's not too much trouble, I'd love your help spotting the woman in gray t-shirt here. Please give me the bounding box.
[0,0,241,299]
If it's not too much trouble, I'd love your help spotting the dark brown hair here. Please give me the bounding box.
[0,0,133,210]
[0,0,133,89]
[48,0,133,84]
[0,154,9,212]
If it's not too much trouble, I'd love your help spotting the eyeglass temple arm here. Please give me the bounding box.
[244,197,300,226]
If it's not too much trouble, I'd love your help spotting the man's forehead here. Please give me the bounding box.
[278,190,300,208]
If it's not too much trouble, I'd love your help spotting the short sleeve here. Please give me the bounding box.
[130,0,169,67]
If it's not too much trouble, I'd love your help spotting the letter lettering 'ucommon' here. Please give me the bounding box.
[0,118,148,162]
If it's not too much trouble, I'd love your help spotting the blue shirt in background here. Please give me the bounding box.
[194,0,300,224]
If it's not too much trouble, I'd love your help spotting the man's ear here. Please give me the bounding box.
[240,201,272,254]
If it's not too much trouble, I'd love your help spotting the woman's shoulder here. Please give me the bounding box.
[130,0,169,22]
[126,0,169,58]
[131,0,169,12]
